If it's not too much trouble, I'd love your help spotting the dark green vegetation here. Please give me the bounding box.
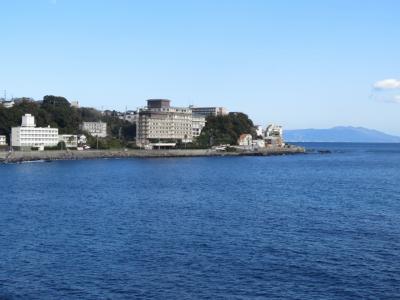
[0,96,135,148]
[197,113,256,147]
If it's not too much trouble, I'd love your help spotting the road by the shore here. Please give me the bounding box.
[0,146,305,164]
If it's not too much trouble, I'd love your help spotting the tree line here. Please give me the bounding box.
[0,95,136,148]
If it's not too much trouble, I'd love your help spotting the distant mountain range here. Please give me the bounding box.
[284,126,400,143]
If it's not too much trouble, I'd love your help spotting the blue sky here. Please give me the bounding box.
[1,0,400,134]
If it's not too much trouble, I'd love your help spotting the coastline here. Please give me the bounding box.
[0,146,305,164]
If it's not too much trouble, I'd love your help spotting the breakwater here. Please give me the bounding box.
[0,146,305,163]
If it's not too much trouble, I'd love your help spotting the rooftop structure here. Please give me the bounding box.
[147,99,171,109]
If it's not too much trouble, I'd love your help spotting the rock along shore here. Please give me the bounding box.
[0,146,305,164]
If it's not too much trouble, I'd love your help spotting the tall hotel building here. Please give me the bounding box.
[136,99,205,148]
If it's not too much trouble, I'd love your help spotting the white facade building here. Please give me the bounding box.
[59,134,78,148]
[237,134,253,146]
[70,101,79,108]
[192,114,206,138]
[189,106,228,117]
[255,125,264,137]
[264,124,284,147]
[81,122,107,138]
[1,100,15,108]
[0,135,7,146]
[11,114,59,149]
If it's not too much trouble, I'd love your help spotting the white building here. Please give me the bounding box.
[119,110,137,123]
[189,106,228,117]
[81,122,107,138]
[70,101,79,108]
[59,134,78,148]
[136,99,194,147]
[192,114,206,138]
[264,124,284,147]
[237,134,253,146]
[1,100,15,108]
[0,135,7,146]
[252,139,265,149]
[11,114,59,150]
[255,125,264,137]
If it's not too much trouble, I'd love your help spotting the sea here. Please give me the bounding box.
[0,143,399,299]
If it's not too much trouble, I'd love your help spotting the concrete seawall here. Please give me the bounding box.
[0,147,305,163]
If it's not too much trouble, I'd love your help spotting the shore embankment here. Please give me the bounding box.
[0,146,305,164]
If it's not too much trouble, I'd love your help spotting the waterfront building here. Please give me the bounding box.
[58,134,78,148]
[11,114,59,150]
[192,114,206,138]
[252,139,265,149]
[136,99,194,148]
[255,125,264,137]
[238,134,253,146]
[0,135,7,146]
[264,124,284,147]
[81,121,107,138]
[189,106,228,117]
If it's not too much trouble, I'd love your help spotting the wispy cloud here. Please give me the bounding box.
[373,78,400,90]
[371,78,400,104]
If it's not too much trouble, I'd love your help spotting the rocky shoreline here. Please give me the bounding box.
[0,146,306,164]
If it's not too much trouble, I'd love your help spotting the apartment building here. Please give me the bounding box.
[81,121,107,138]
[11,114,59,149]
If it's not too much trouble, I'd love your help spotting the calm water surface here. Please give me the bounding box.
[0,143,400,299]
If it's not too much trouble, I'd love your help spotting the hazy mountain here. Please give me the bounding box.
[284,126,400,143]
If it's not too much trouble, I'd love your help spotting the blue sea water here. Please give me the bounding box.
[0,143,400,299]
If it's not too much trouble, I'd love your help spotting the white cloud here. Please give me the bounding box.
[373,78,400,90]
[393,95,400,103]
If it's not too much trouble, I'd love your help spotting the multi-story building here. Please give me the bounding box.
[192,114,206,138]
[81,121,107,138]
[189,106,228,117]
[264,124,284,147]
[58,134,78,148]
[136,99,194,148]
[0,135,7,146]
[11,114,59,150]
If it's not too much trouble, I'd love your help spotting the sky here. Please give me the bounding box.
[1,0,400,134]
